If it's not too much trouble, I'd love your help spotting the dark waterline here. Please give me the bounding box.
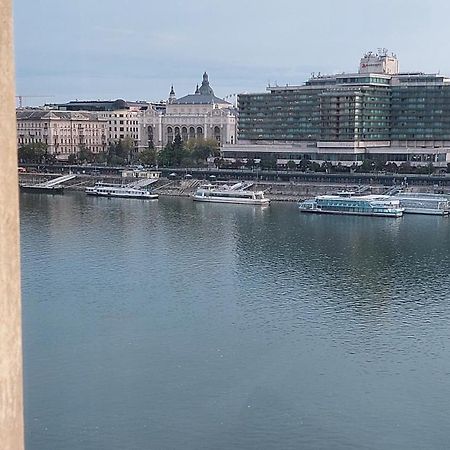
[21,193,450,450]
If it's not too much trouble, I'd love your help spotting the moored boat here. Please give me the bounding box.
[392,193,450,215]
[299,194,403,217]
[193,183,270,205]
[86,182,158,199]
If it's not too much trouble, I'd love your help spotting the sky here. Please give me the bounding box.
[13,0,450,105]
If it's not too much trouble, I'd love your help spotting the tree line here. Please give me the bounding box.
[216,156,446,175]
[18,136,220,168]
[17,140,448,174]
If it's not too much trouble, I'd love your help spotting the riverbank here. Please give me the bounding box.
[19,172,449,202]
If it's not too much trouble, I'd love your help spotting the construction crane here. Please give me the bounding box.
[16,95,54,108]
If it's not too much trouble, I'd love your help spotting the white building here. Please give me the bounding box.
[44,73,237,155]
[16,110,108,160]
[143,73,237,149]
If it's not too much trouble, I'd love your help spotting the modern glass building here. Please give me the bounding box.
[226,52,450,167]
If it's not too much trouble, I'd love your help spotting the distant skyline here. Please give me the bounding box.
[14,0,450,105]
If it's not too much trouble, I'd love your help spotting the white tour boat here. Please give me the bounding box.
[193,182,270,205]
[299,194,404,217]
[86,182,158,199]
[392,193,450,215]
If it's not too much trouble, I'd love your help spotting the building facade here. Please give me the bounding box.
[225,51,450,167]
[49,74,237,155]
[53,99,153,153]
[16,110,108,159]
[142,73,237,149]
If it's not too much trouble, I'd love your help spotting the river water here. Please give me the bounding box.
[20,193,450,449]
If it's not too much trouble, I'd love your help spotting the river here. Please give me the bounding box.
[20,193,450,449]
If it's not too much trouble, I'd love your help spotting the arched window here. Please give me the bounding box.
[181,126,188,141]
[174,126,180,137]
[214,126,221,142]
[196,127,203,138]
[167,126,173,144]
[189,127,195,140]
[147,126,154,146]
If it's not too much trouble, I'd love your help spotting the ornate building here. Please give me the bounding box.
[144,72,237,149]
[30,73,237,157]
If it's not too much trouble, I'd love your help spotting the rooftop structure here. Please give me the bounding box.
[50,99,151,112]
[359,49,399,75]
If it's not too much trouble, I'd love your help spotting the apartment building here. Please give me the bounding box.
[16,110,108,159]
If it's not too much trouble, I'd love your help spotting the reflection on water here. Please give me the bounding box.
[21,193,450,450]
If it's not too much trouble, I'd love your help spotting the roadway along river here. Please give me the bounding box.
[20,192,450,450]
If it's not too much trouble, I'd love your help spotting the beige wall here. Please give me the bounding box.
[0,0,24,448]
[17,113,108,159]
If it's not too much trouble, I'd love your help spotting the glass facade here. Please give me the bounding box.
[391,85,450,140]
[319,86,390,141]
[238,74,450,144]
[238,90,321,141]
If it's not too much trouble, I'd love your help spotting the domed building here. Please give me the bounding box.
[144,73,237,148]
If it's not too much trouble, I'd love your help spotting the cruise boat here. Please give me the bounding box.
[86,182,158,199]
[299,195,403,217]
[392,193,450,215]
[193,183,270,205]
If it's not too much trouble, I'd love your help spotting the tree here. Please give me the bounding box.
[158,142,175,167]
[259,154,277,170]
[107,140,130,165]
[286,160,297,170]
[232,159,244,169]
[184,138,220,166]
[156,134,186,167]
[77,145,94,163]
[122,137,136,163]
[18,142,48,164]
[385,162,398,173]
[139,148,157,166]
[320,161,334,173]
[334,162,350,173]
[245,158,255,169]
[398,162,413,174]
[298,158,314,172]
[93,151,107,164]
[172,134,185,167]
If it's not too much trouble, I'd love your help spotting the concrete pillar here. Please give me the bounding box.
[0,0,25,449]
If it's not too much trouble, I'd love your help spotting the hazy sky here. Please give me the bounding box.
[14,0,450,105]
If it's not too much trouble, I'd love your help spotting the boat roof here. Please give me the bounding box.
[394,193,449,199]
[317,194,391,200]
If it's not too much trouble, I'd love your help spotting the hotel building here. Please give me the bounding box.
[224,51,450,167]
